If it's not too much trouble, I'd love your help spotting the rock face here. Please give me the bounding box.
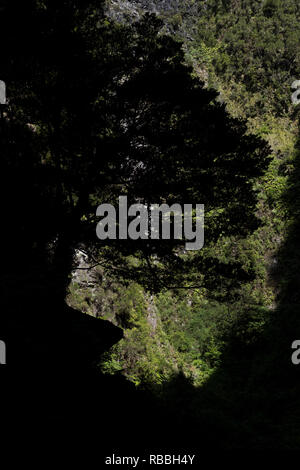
[107,0,182,19]
[147,295,158,335]
[106,0,200,36]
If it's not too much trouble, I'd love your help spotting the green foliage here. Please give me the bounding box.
[100,348,123,375]
[86,1,300,405]
[263,0,280,17]
[192,0,300,116]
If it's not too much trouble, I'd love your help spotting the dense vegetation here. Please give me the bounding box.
[94,0,300,448]
[98,0,298,389]
[2,0,300,451]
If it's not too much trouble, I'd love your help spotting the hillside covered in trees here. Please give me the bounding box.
[1,0,300,452]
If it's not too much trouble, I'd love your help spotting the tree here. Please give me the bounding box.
[0,2,270,295]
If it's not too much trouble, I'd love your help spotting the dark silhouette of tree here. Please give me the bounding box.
[1,2,270,293]
[0,0,271,450]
